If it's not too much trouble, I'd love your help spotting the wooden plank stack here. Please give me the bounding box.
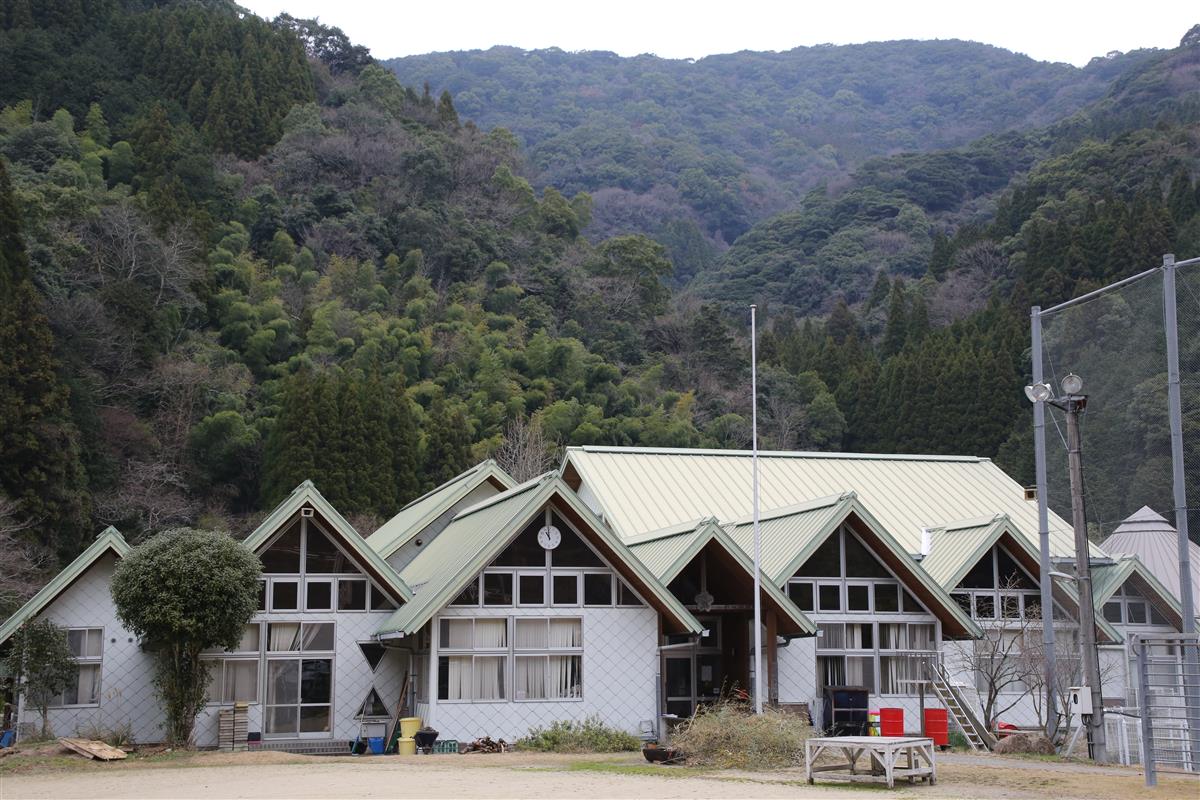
[218,702,250,752]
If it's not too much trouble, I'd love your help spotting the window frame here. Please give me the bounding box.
[49,627,104,708]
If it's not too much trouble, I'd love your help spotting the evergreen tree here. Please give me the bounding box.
[423,397,473,489]
[0,159,89,559]
[261,368,321,504]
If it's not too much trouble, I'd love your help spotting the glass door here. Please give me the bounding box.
[265,658,333,737]
[664,654,694,718]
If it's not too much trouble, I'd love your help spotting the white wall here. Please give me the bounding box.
[18,553,164,743]
[427,605,659,742]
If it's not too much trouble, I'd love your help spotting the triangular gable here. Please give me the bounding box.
[627,519,817,636]
[1092,556,1185,631]
[376,474,703,638]
[244,481,412,604]
[926,515,1124,645]
[0,526,130,646]
[723,494,982,639]
[366,460,515,559]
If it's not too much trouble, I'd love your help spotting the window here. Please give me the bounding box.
[337,579,367,611]
[515,618,582,701]
[874,584,900,613]
[583,573,612,606]
[50,628,103,707]
[617,580,643,607]
[305,580,333,612]
[271,580,299,611]
[789,581,814,611]
[519,573,546,606]
[205,625,261,705]
[1103,601,1123,623]
[438,618,509,701]
[818,584,841,612]
[483,573,513,606]
[265,622,334,737]
[1104,584,1168,627]
[370,586,397,611]
[847,584,870,612]
[452,578,481,606]
[552,574,579,606]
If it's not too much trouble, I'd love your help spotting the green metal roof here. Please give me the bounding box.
[562,446,1089,560]
[714,493,982,639]
[628,518,816,636]
[923,514,1125,644]
[1092,555,1186,631]
[376,474,704,638]
[0,526,130,646]
[366,460,515,559]
[244,481,413,603]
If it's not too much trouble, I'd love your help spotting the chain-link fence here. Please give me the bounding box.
[1036,258,1199,545]
[1131,633,1200,784]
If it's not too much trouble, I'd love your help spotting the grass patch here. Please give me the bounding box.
[562,760,712,779]
[515,717,641,753]
[669,698,813,770]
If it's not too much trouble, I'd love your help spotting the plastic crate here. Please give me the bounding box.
[432,739,459,754]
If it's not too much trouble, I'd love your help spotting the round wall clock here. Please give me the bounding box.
[537,525,562,549]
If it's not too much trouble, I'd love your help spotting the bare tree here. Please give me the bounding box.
[493,414,558,482]
[0,496,50,613]
[1020,627,1119,744]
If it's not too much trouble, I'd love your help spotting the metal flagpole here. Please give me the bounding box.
[1031,307,1058,740]
[751,304,763,715]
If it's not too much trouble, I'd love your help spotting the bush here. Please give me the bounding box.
[669,699,813,770]
[516,716,641,753]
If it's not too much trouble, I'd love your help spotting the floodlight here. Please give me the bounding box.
[1061,373,1083,395]
[1024,383,1053,403]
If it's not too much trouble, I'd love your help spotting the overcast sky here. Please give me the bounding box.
[238,0,1194,66]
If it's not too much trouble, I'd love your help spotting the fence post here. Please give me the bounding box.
[1134,635,1156,786]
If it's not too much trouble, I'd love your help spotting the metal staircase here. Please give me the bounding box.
[928,661,997,751]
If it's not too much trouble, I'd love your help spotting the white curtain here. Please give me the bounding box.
[847,624,869,649]
[474,619,507,649]
[847,656,874,691]
[881,656,909,694]
[445,656,471,701]
[269,623,301,651]
[442,619,473,649]
[227,660,258,702]
[301,623,332,651]
[908,624,934,651]
[473,656,504,700]
[76,664,100,704]
[548,655,581,698]
[880,623,906,650]
[516,656,547,699]
[549,619,581,648]
[819,623,845,650]
[820,656,846,686]
[515,619,547,649]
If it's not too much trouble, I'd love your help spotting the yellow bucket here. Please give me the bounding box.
[399,717,422,738]
[396,737,417,756]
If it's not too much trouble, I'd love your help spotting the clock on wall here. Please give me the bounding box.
[538,525,561,550]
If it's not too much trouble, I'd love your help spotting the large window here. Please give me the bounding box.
[1103,584,1170,627]
[265,622,335,737]
[49,628,103,707]
[259,515,397,613]
[815,622,936,694]
[449,509,644,610]
[437,617,583,702]
[949,545,1056,622]
[787,527,925,616]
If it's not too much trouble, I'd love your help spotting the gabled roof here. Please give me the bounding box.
[376,474,704,638]
[627,518,817,636]
[1092,555,1186,631]
[923,514,1124,644]
[0,527,130,646]
[366,460,515,559]
[245,481,413,603]
[716,493,981,639]
[1101,506,1200,611]
[561,445,1087,560]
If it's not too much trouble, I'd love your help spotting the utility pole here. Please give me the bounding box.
[1030,307,1058,741]
[750,304,763,715]
[1063,393,1107,763]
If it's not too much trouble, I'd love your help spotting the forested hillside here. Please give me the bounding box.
[1,2,1198,602]
[386,42,1156,279]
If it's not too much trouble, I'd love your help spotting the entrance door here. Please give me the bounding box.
[664,654,694,717]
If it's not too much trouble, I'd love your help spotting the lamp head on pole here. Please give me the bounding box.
[1061,373,1084,396]
[1025,383,1053,403]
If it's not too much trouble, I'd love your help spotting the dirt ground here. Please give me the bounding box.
[1,748,1196,800]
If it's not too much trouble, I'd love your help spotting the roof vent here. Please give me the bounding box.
[919,527,932,557]
[1024,486,1037,501]
[301,507,315,518]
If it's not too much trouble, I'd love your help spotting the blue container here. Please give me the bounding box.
[367,736,385,755]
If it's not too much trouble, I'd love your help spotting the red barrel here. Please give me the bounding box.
[880,707,904,737]
[924,708,949,746]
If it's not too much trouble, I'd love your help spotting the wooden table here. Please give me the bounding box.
[805,736,936,789]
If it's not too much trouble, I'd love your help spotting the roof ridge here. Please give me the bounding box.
[932,513,1009,533]
[451,471,555,521]
[625,517,718,545]
[569,445,985,463]
[723,492,854,526]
